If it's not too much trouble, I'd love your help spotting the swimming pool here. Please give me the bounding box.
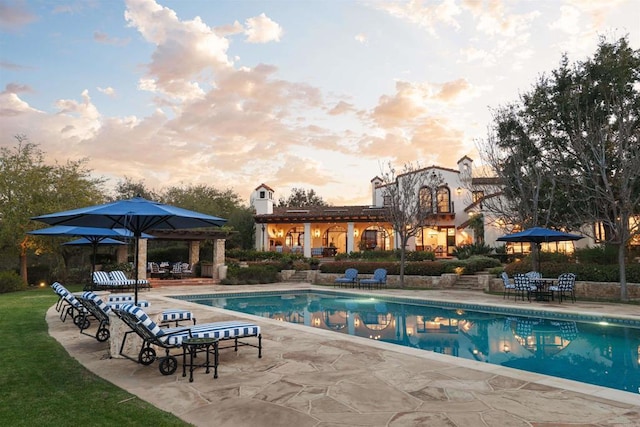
[175,290,640,395]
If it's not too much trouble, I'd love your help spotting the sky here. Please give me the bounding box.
[1,0,639,207]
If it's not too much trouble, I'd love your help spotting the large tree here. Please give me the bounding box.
[479,36,640,300]
[381,162,444,287]
[0,136,105,284]
[277,188,329,207]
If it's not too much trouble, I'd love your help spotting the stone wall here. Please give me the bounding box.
[309,272,639,302]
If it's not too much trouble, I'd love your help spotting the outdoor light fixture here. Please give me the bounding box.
[456,187,462,195]
[503,344,510,353]
[354,229,359,237]
[314,229,320,238]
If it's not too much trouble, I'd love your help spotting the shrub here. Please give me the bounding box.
[0,270,27,293]
[221,264,280,285]
[405,251,436,262]
[452,243,493,260]
[575,245,618,265]
[504,261,640,282]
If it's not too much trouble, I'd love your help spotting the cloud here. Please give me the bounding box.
[124,0,232,100]
[375,0,462,36]
[0,0,37,31]
[97,86,116,97]
[93,31,131,46]
[244,13,283,43]
[328,101,355,115]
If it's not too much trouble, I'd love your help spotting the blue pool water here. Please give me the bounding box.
[175,290,640,395]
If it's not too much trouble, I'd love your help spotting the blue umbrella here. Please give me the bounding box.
[497,226,583,271]
[63,237,127,246]
[496,227,583,244]
[32,196,227,303]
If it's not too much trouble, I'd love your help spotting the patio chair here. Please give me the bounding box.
[549,273,576,303]
[77,291,112,342]
[181,263,193,276]
[359,268,387,289]
[334,268,358,288]
[92,271,115,290]
[149,262,168,279]
[170,263,183,279]
[501,272,515,299]
[513,274,535,302]
[112,304,262,375]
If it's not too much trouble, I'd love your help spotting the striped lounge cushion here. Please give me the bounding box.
[108,294,134,303]
[81,291,113,315]
[161,309,193,323]
[109,300,150,310]
[190,321,260,340]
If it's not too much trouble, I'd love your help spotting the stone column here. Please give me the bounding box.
[188,241,199,266]
[212,238,226,280]
[347,222,355,253]
[116,245,128,264]
[303,222,311,258]
[137,238,148,280]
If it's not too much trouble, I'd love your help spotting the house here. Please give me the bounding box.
[252,157,499,257]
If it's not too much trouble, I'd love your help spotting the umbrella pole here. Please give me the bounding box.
[134,236,139,305]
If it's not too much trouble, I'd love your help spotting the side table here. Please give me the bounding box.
[182,337,219,382]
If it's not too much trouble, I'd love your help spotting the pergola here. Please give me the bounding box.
[136,229,236,280]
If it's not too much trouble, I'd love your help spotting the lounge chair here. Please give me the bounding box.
[110,270,150,290]
[359,268,387,289]
[51,282,89,324]
[77,291,112,342]
[334,268,358,288]
[501,272,515,299]
[180,263,193,276]
[112,304,262,376]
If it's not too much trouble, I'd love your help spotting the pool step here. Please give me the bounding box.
[285,271,310,282]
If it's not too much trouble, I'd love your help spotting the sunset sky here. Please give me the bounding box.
[1,0,638,206]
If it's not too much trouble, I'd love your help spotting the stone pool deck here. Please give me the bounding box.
[47,283,640,426]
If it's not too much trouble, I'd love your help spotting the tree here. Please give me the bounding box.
[162,184,254,249]
[380,162,444,287]
[0,136,105,285]
[478,36,640,300]
[277,188,329,207]
[113,177,159,201]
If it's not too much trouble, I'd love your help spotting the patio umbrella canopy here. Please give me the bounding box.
[63,237,127,273]
[497,226,584,271]
[32,196,227,304]
[28,226,145,275]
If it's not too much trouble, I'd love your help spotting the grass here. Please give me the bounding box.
[0,286,190,426]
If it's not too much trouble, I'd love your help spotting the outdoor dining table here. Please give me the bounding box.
[531,277,556,302]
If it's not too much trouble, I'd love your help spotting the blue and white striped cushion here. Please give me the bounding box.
[93,271,114,286]
[190,321,260,340]
[82,291,113,315]
[109,271,136,286]
[121,304,165,337]
[161,309,192,323]
[108,294,134,303]
[109,300,149,310]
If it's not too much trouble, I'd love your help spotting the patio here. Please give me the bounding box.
[48,283,640,427]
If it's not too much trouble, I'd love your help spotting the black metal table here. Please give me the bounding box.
[182,337,219,382]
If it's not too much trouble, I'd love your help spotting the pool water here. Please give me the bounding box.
[176,290,640,395]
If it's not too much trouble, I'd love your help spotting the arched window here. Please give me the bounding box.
[437,187,451,213]
[419,186,433,212]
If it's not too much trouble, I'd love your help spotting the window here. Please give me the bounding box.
[437,187,450,213]
[472,190,484,209]
[419,186,432,212]
[383,195,391,206]
[259,191,265,199]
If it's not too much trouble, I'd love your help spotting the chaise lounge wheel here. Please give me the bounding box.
[96,327,110,342]
[158,356,178,375]
[74,315,90,330]
[138,347,156,365]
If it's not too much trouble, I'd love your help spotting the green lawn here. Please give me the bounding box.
[0,286,190,426]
